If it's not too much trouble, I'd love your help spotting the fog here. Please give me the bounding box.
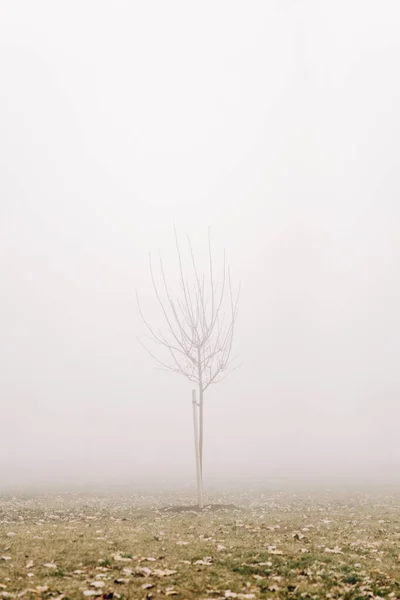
[1,1,400,493]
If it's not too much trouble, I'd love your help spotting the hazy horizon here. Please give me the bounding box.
[1,0,400,493]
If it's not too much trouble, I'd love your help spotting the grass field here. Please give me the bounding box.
[1,489,400,599]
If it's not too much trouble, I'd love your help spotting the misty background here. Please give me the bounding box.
[1,1,400,491]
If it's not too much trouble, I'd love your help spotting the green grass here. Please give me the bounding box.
[1,489,400,599]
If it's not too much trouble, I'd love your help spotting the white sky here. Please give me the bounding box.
[1,1,400,490]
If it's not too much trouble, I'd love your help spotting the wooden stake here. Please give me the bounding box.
[192,389,204,509]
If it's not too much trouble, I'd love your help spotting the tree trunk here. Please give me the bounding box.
[198,384,204,508]
[199,386,204,473]
[197,349,204,478]
[192,389,204,509]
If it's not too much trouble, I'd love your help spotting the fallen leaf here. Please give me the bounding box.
[324,547,343,554]
[113,554,131,563]
[135,567,152,577]
[17,590,37,599]
[194,557,213,566]
[153,569,177,577]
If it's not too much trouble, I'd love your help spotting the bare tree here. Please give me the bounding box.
[137,228,239,508]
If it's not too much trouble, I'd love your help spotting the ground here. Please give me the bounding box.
[1,488,400,599]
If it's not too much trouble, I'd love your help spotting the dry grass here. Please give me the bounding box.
[1,489,400,599]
